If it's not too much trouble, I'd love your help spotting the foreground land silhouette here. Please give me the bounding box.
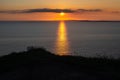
[0,47,120,80]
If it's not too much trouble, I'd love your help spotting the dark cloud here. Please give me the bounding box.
[0,10,22,14]
[77,9,103,12]
[0,8,75,14]
[112,11,120,14]
[0,8,103,14]
[23,8,75,13]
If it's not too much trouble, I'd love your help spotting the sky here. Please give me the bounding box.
[0,0,120,21]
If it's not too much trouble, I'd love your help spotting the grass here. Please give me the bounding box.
[0,46,120,80]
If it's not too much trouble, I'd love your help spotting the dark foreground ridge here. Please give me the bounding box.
[0,47,120,80]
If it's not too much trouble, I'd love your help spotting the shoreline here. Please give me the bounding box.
[0,47,120,80]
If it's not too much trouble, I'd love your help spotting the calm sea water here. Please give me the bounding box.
[0,21,120,58]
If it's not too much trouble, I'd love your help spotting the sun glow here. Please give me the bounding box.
[60,12,65,16]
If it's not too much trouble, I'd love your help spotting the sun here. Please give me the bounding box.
[60,12,65,16]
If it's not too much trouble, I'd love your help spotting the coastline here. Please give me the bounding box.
[0,47,120,80]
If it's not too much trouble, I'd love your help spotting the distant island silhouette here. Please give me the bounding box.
[0,47,120,80]
[0,20,120,22]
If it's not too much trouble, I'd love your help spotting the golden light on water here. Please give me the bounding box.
[55,21,70,55]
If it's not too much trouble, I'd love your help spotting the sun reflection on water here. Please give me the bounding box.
[55,21,70,55]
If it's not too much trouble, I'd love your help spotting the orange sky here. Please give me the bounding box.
[0,0,120,21]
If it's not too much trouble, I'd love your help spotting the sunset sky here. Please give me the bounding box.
[0,0,120,21]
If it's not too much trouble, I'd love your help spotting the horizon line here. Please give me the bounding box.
[0,20,120,22]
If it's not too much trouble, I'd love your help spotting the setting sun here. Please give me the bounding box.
[60,12,65,16]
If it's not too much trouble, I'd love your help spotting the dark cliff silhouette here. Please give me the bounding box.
[0,47,120,80]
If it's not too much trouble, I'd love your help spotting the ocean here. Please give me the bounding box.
[0,21,120,58]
